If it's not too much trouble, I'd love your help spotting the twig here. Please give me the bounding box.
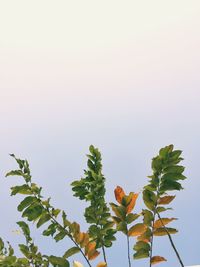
[126,234,131,267]
[156,211,184,267]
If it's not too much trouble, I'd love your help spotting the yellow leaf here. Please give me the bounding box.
[73,261,84,267]
[151,256,167,265]
[80,233,89,248]
[114,186,125,204]
[154,218,177,228]
[76,232,84,243]
[154,227,178,236]
[126,193,139,213]
[158,195,175,205]
[96,262,107,267]
[128,223,147,237]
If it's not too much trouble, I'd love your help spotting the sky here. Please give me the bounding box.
[0,0,200,266]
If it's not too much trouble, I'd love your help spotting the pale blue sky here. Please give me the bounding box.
[0,1,200,266]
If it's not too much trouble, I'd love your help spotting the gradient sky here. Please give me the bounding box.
[0,1,200,266]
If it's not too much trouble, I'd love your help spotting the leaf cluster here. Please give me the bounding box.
[71,146,116,249]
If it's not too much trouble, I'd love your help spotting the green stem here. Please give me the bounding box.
[156,211,184,267]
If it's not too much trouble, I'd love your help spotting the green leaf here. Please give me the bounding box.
[17,221,31,242]
[159,145,173,158]
[126,213,140,224]
[49,256,69,267]
[18,196,36,212]
[163,165,185,174]
[143,190,157,210]
[156,206,172,213]
[52,209,61,218]
[133,248,149,259]
[54,231,67,242]
[151,156,162,172]
[36,212,51,228]
[5,170,24,177]
[160,180,183,192]
[18,244,29,258]
[161,173,186,181]
[142,209,153,226]
[133,241,150,251]
[22,203,43,221]
[11,185,32,196]
[63,247,80,258]
[116,222,127,234]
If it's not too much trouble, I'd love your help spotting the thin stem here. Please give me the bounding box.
[102,244,107,266]
[156,211,184,267]
[126,234,131,267]
[149,210,156,267]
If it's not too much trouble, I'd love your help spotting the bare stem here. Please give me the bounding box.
[149,210,156,267]
[127,234,131,267]
[156,211,184,267]
[102,245,107,266]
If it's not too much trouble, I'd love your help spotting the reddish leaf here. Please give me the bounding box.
[114,186,125,204]
[126,193,139,213]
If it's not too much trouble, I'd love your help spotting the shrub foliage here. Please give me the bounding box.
[0,145,186,267]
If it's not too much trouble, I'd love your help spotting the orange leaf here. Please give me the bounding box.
[151,256,167,265]
[79,233,89,248]
[154,218,177,229]
[96,262,107,267]
[128,223,147,237]
[88,250,100,260]
[114,186,125,204]
[75,232,82,243]
[126,193,139,213]
[158,195,175,205]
